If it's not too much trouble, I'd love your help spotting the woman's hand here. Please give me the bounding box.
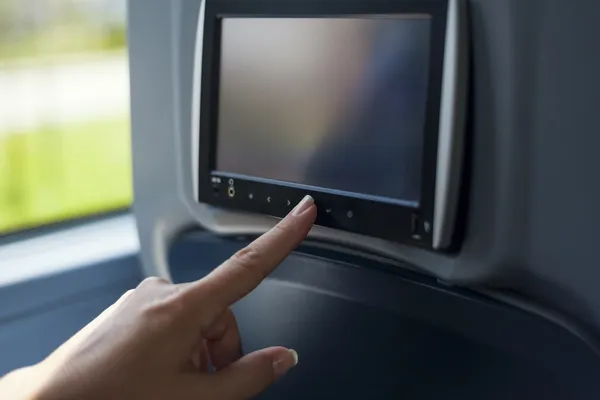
[4,195,316,400]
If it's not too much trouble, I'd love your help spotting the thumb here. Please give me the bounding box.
[207,347,298,399]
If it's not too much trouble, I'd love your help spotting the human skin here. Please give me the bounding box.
[0,195,317,400]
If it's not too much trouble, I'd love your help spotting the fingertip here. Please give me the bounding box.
[273,348,298,378]
[294,202,317,230]
[280,196,316,235]
[206,347,299,399]
[291,195,316,217]
[290,349,299,366]
[305,202,318,220]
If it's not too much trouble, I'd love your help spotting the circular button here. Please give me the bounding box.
[347,210,354,219]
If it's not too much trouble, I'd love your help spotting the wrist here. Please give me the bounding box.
[0,365,46,400]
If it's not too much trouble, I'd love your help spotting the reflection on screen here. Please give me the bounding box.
[216,17,430,204]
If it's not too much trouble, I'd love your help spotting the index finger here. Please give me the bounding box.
[185,195,316,315]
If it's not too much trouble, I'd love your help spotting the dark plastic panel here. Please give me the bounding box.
[170,233,600,399]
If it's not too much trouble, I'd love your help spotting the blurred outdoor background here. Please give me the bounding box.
[0,0,131,234]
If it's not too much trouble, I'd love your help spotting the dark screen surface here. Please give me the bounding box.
[216,17,431,205]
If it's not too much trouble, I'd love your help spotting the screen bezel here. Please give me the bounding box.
[197,0,450,248]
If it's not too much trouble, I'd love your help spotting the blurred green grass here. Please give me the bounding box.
[0,24,126,62]
[0,118,132,233]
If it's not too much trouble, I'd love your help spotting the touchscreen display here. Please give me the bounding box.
[216,17,431,205]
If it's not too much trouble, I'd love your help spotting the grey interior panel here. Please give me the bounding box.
[128,0,600,377]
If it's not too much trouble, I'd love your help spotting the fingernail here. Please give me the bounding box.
[289,349,298,365]
[273,349,299,377]
[292,195,314,216]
